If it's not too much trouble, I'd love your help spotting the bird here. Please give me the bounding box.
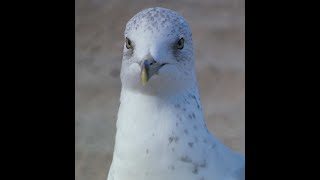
[107,7,245,180]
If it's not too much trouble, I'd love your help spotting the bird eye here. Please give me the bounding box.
[125,37,132,49]
[177,38,184,50]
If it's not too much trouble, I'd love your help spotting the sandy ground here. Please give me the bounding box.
[75,0,245,180]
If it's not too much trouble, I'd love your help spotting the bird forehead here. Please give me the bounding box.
[125,7,191,39]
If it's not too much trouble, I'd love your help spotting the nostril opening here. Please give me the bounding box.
[143,61,149,67]
[142,59,156,67]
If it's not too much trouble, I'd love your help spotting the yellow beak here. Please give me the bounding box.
[141,63,148,86]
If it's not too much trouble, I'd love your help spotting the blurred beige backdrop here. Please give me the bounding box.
[75,0,245,180]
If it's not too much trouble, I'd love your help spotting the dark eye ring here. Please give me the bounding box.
[177,38,184,50]
[125,37,132,49]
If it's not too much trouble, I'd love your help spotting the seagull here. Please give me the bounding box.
[107,7,245,180]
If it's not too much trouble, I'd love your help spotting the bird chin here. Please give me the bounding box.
[141,75,189,96]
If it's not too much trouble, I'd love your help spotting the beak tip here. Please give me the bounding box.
[141,64,148,86]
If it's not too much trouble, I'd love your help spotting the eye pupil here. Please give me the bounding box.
[177,38,184,50]
[126,37,132,49]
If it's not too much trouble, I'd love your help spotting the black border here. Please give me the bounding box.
[2,1,75,179]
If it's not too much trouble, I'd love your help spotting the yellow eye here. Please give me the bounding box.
[125,37,132,49]
[177,38,184,50]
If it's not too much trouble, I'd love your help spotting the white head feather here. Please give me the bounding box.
[120,7,197,96]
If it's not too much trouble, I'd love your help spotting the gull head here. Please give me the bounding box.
[120,7,197,96]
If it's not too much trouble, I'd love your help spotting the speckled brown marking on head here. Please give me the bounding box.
[199,160,207,168]
[124,7,193,48]
[192,163,199,174]
[168,136,179,144]
[180,155,192,163]
[211,143,216,149]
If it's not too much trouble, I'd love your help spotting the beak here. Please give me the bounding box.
[140,58,166,86]
[141,61,149,86]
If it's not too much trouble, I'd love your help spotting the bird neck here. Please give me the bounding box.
[116,86,207,139]
[113,86,212,170]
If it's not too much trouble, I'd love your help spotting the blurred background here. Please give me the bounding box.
[75,0,245,180]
